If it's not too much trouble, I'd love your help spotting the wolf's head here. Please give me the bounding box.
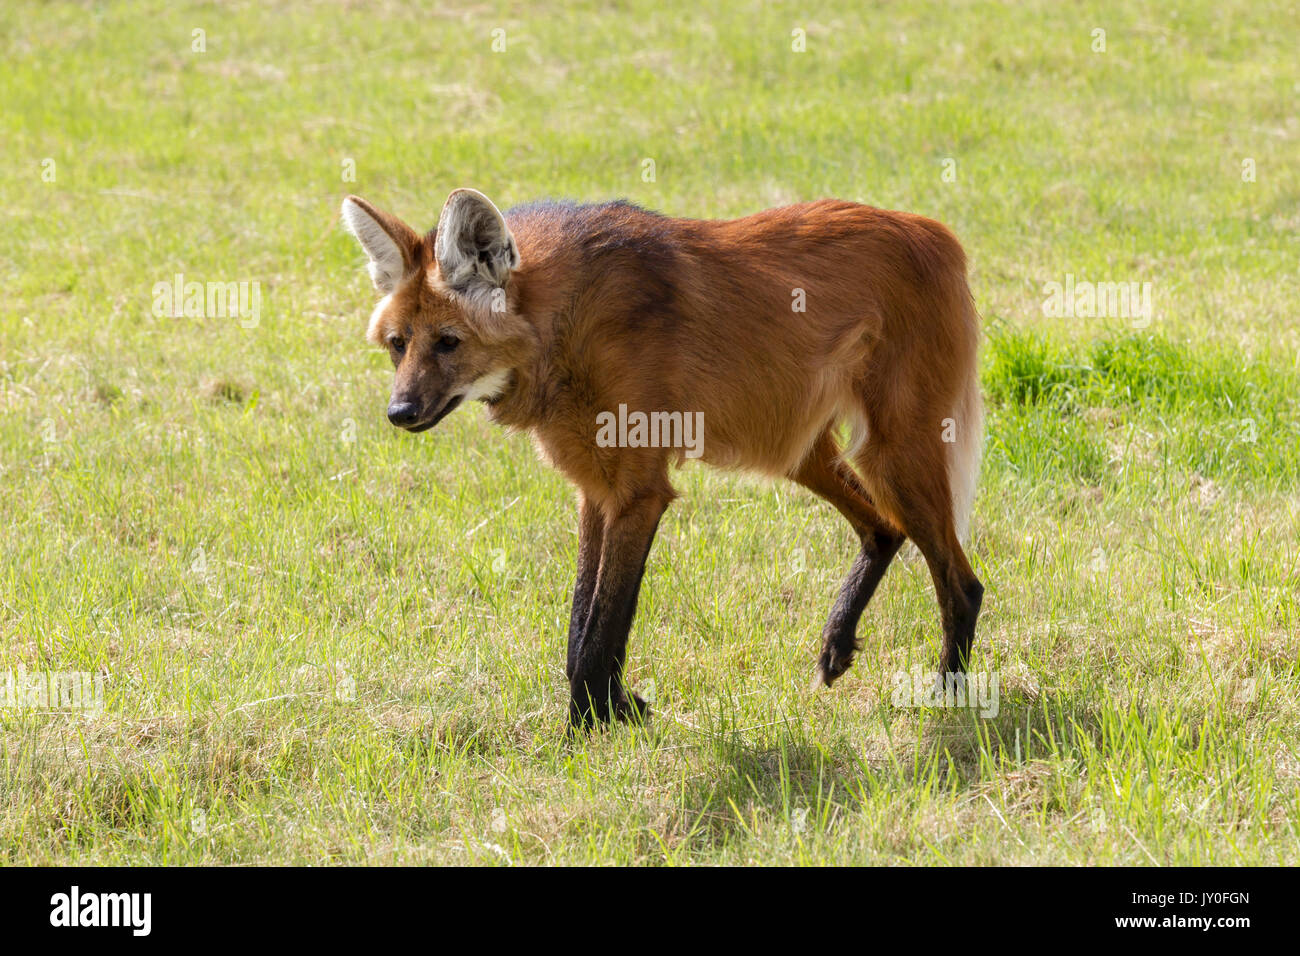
[341,189,531,432]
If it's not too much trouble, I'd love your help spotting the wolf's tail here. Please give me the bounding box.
[947,300,983,542]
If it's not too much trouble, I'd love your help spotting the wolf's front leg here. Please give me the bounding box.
[568,488,670,731]
[566,495,605,682]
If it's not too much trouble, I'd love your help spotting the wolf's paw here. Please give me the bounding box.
[613,691,650,725]
[811,643,856,690]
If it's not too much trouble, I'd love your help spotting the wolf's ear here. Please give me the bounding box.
[434,189,519,294]
[340,196,420,293]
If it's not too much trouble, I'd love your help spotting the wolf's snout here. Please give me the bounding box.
[387,401,421,427]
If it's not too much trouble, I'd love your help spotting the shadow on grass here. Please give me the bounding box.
[672,688,1113,852]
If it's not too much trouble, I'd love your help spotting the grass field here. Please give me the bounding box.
[1,0,1297,865]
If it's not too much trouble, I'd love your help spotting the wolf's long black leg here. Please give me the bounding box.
[568,488,670,730]
[791,430,905,687]
[566,495,605,682]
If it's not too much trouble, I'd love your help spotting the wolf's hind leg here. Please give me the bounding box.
[791,429,905,687]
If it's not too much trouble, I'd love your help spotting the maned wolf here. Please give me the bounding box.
[341,189,984,730]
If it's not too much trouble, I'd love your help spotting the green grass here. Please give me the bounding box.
[1,0,1297,864]
[985,329,1300,485]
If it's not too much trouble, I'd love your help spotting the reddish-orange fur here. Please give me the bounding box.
[343,191,984,729]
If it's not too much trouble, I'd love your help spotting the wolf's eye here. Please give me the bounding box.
[436,333,461,354]
[389,336,406,355]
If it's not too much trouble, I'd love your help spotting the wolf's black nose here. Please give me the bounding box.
[387,401,420,426]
